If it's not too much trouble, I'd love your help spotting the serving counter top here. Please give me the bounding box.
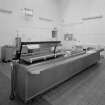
[16,50,98,74]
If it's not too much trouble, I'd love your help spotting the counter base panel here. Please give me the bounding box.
[11,51,100,103]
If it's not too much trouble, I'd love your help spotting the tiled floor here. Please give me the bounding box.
[0,57,105,105]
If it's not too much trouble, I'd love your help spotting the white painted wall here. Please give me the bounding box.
[0,0,62,57]
[1,0,105,57]
[61,0,105,47]
[0,0,61,45]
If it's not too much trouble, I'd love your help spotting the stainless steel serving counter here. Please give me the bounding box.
[10,50,101,103]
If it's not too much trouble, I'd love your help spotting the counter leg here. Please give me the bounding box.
[9,63,15,100]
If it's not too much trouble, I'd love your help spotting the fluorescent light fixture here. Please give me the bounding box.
[39,17,53,22]
[0,8,12,14]
[82,15,103,21]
